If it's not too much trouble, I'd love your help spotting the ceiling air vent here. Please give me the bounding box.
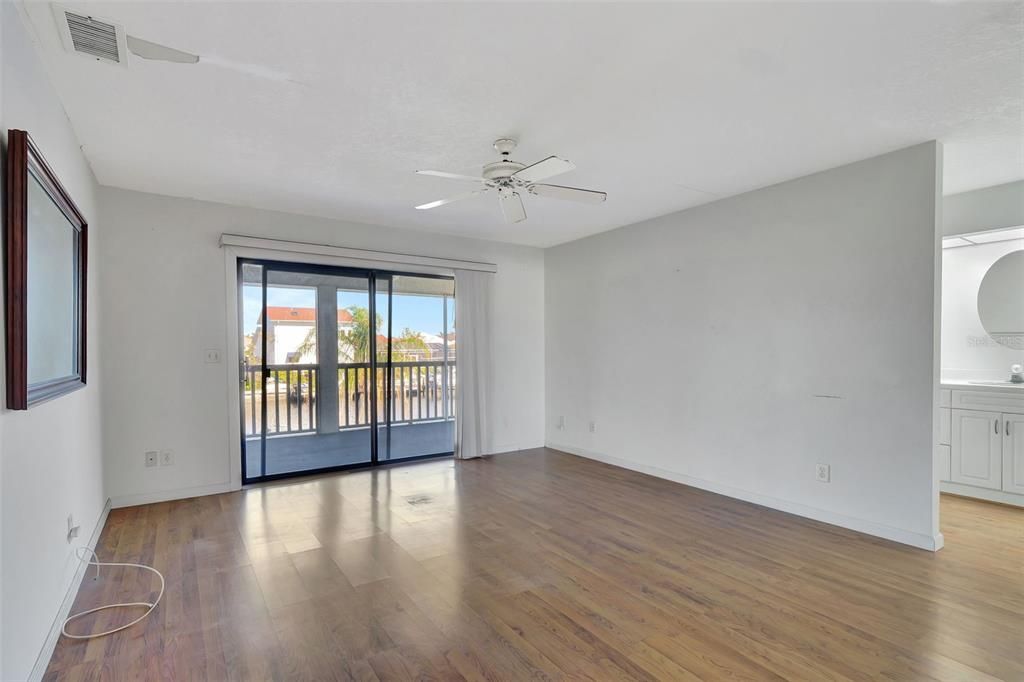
[53,5,128,66]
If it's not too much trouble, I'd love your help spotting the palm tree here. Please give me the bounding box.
[336,306,382,408]
[341,306,381,363]
[295,305,381,363]
[293,306,381,413]
[297,309,434,420]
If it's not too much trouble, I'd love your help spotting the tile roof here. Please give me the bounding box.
[262,306,353,323]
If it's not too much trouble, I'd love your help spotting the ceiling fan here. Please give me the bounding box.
[415,139,606,224]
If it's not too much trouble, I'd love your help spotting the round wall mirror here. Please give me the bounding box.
[977,249,1024,350]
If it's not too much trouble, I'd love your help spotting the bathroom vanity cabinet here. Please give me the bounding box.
[939,385,1024,505]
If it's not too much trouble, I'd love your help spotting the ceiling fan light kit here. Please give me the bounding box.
[415,139,606,224]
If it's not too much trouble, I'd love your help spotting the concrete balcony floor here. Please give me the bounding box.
[244,419,453,478]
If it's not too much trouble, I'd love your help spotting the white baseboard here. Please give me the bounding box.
[111,481,235,509]
[941,481,1024,508]
[547,442,944,552]
[28,498,112,682]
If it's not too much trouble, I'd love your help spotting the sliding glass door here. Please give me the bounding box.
[378,275,456,463]
[238,260,454,482]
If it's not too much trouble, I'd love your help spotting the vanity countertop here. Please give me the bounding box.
[940,379,1024,392]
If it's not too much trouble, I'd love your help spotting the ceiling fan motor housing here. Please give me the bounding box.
[482,160,526,182]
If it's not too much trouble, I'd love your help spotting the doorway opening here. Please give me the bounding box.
[238,259,455,483]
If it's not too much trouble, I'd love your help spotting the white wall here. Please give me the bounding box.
[98,187,545,506]
[942,240,1024,381]
[943,180,1024,237]
[1,5,106,680]
[545,142,942,549]
[268,321,317,364]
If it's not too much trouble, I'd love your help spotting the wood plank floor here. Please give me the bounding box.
[46,448,1024,681]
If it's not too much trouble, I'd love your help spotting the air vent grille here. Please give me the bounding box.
[64,12,120,62]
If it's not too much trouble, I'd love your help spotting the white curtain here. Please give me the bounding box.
[454,269,494,459]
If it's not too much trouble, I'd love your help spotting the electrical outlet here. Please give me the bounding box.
[145,450,158,468]
[815,463,831,483]
[160,449,174,466]
[557,416,565,430]
[204,349,222,363]
[589,421,596,433]
[66,514,80,544]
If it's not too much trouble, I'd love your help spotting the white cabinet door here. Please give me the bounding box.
[951,409,1002,490]
[1002,412,1024,495]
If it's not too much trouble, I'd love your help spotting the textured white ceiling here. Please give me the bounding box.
[21,1,1024,247]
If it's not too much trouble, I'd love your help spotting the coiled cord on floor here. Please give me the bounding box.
[61,547,165,640]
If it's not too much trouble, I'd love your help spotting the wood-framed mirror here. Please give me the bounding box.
[4,129,88,409]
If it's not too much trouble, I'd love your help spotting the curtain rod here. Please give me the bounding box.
[219,234,497,273]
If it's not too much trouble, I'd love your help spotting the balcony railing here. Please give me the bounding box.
[243,364,318,436]
[243,360,455,437]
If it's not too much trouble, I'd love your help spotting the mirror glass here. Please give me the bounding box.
[26,171,79,385]
[977,249,1024,350]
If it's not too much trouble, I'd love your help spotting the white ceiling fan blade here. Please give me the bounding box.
[126,35,198,63]
[528,184,607,204]
[415,189,488,210]
[499,191,527,224]
[512,156,575,184]
[416,170,485,183]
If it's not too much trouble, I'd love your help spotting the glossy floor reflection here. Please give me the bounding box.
[46,449,1024,680]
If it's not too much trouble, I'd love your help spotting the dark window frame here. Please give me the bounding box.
[237,257,455,484]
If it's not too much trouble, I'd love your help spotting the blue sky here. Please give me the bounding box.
[242,285,452,337]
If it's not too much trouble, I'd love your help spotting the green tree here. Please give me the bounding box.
[342,306,382,363]
[294,305,382,408]
[392,328,429,361]
[297,310,435,419]
[296,305,382,363]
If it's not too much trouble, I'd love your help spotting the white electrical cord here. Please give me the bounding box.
[61,547,165,640]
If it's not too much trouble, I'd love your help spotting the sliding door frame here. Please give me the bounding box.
[236,257,454,485]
